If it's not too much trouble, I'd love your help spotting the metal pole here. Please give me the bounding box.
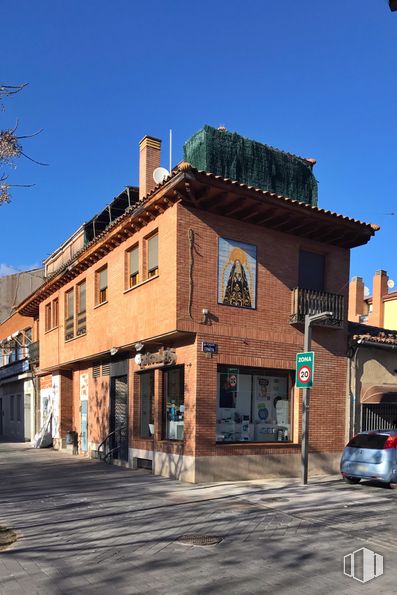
[301,314,312,485]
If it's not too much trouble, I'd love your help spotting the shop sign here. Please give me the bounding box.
[202,342,217,353]
[295,351,314,388]
[135,347,176,368]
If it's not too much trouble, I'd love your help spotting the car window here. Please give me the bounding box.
[347,433,389,449]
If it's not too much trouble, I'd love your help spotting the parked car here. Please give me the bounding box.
[340,430,397,488]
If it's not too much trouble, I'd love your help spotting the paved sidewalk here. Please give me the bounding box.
[0,443,396,594]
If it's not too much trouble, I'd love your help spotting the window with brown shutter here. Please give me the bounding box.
[65,289,74,340]
[128,245,139,287]
[77,281,86,335]
[147,233,158,278]
[96,266,108,304]
[45,303,51,332]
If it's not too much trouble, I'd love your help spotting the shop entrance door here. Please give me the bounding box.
[109,375,128,461]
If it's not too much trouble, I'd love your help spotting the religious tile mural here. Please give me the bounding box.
[218,238,257,309]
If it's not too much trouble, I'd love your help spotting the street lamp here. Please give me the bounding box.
[301,311,333,485]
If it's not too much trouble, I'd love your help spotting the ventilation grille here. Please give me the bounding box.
[102,362,110,376]
[92,364,101,378]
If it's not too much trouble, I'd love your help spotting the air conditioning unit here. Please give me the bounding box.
[390,0,397,12]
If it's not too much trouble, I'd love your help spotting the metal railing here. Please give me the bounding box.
[97,425,127,463]
[290,287,344,327]
[28,341,40,364]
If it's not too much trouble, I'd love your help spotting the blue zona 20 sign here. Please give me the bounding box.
[295,351,315,388]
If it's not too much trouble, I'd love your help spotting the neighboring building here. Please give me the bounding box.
[348,322,397,436]
[349,270,397,330]
[16,127,377,481]
[0,268,44,324]
[0,312,38,441]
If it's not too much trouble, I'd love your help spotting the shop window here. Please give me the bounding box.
[16,395,22,422]
[147,232,158,278]
[217,365,292,443]
[298,250,325,291]
[45,303,51,332]
[140,370,154,438]
[53,298,59,328]
[96,266,108,305]
[164,366,184,440]
[65,289,75,340]
[76,281,87,336]
[10,395,15,421]
[127,245,139,287]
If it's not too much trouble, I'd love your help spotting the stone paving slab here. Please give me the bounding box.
[0,442,396,594]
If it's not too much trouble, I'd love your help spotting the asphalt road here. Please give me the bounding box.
[0,442,396,594]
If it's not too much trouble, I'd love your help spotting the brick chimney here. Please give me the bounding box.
[369,269,388,327]
[139,135,161,201]
[348,276,365,322]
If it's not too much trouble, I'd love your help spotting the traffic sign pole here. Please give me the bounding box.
[301,315,312,485]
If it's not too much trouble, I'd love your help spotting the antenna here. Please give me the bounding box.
[153,167,170,185]
[387,279,395,289]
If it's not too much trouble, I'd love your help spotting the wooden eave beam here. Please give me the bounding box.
[189,171,374,247]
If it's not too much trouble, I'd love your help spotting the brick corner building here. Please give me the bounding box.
[15,126,377,482]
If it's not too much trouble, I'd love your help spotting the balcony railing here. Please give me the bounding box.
[28,341,40,364]
[290,287,344,327]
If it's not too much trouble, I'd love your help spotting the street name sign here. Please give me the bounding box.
[295,351,315,388]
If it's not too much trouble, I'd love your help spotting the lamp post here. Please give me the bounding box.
[301,311,333,485]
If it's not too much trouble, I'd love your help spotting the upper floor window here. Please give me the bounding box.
[96,266,108,305]
[65,289,75,340]
[128,245,139,287]
[45,303,52,332]
[53,298,59,328]
[147,232,158,278]
[45,299,59,332]
[76,281,87,336]
[298,250,325,292]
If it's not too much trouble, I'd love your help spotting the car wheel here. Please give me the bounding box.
[389,482,397,490]
[343,476,361,485]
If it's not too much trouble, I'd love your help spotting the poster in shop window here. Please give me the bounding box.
[218,238,257,309]
[219,368,239,408]
[253,376,288,425]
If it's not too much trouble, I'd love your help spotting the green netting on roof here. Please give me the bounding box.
[183,125,318,206]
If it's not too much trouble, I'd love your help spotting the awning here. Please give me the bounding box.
[361,384,397,404]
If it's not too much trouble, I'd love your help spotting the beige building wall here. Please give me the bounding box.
[384,300,397,330]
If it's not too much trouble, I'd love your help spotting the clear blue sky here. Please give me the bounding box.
[1,0,396,293]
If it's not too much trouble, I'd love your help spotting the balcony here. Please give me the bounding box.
[28,341,40,365]
[290,288,344,328]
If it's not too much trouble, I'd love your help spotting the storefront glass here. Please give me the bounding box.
[217,365,292,443]
[164,366,184,440]
[140,370,154,438]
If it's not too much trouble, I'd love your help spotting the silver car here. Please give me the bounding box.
[340,430,397,487]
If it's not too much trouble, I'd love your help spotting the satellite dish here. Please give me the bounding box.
[387,279,395,289]
[364,286,370,298]
[153,167,170,185]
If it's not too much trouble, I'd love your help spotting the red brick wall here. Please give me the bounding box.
[175,204,349,455]
[0,312,35,341]
[35,198,351,460]
[38,206,178,372]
